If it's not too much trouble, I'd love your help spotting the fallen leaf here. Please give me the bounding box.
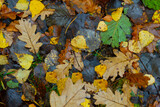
[29,0,45,18]
[73,52,84,71]
[0,21,6,29]
[50,37,59,45]
[81,99,91,107]
[15,0,29,11]
[144,74,155,85]
[6,20,19,32]
[29,104,36,107]
[139,30,154,48]
[93,88,129,107]
[15,19,42,53]
[0,30,9,48]
[95,64,107,77]
[85,83,97,92]
[111,7,123,21]
[97,21,108,32]
[32,9,55,21]
[152,10,160,24]
[93,79,108,92]
[71,35,88,50]
[15,53,33,69]
[128,40,142,53]
[50,78,87,107]
[2,30,13,46]
[45,71,57,84]
[7,80,19,88]
[0,55,8,65]
[102,15,113,22]
[57,78,68,95]
[123,0,133,4]
[71,72,83,83]
[101,49,139,81]
[0,0,4,10]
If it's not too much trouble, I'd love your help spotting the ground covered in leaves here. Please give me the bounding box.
[0,0,160,107]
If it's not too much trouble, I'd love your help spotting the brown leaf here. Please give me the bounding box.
[93,88,129,107]
[101,49,139,81]
[48,25,62,37]
[15,19,42,53]
[102,15,113,22]
[85,83,98,92]
[73,52,84,71]
[50,78,87,107]
[2,30,13,46]
[6,20,19,32]
[0,21,6,29]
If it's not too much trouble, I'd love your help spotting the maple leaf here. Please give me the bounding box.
[101,49,139,81]
[50,78,87,107]
[15,19,42,54]
[93,88,129,107]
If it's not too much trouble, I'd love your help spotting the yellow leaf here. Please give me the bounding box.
[16,69,31,83]
[139,30,154,48]
[50,37,59,45]
[71,35,88,50]
[45,71,57,83]
[29,0,45,18]
[21,94,29,101]
[15,53,33,69]
[152,10,160,24]
[29,104,36,107]
[0,31,9,48]
[93,79,108,92]
[111,7,123,21]
[71,72,83,83]
[128,40,142,53]
[0,0,4,10]
[57,78,68,95]
[0,55,8,65]
[97,21,108,32]
[81,99,91,107]
[15,0,29,10]
[144,74,155,85]
[95,64,107,77]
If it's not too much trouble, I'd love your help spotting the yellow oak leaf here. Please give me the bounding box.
[0,31,9,48]
[152,10,160,23]
[57,78,68,95]
[0,55,8,65]
[45,71,57,83]
[15,53,33,69]
[15,0,29,10]
[128,40,142,53]
[95,64,107,77]
[81,99,91,107]
[111,7,123,21]
[93,79,108,92]
[29,0,45,18]
[71,72,83,83]
[50,37,59,45]
[139,30,154,48]
[97,21,108,31]
[71,35,88,50]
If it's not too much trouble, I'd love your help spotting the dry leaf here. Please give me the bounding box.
[73,52,84,71]
[93,79,108,92]
[32,9,55,21]
[6,20,19,32]
[0,30,9,48]
[15,53,33,69]
[97,21,108,31]
[85,83,98,92]
[29,0,45,18]
[2,30,13,46]
[15,19,42,53]
[71,72,83,83]
[101,49,139,81]
[93,88,129,107]
[50,78,87,107]
[111,7,123,21]
[45,71,57,84]
[81,99,91,107]
[95,64,107,77]
[123,0,133,4]
[102,15,113,22]
[144,74,155,85]
[57,78,68,95]
[15,0,29,11]
[0,55,8,65]
[0,21,6,29]
[128,40,142,53]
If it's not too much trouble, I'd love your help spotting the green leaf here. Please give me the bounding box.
[100,14,131,48]
[7,80,19,88]
[142,0,160,10]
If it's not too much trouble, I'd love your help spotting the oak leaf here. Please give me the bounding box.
[85,83,98,92]
[50,78,87,107]
[15,19,42,53]
[101,49,139,81]
[93,88,129,107]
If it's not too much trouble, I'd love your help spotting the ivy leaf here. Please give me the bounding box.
[100,14,131,48]
[7,80,19,88]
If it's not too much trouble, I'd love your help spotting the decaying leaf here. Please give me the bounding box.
[0,55,8,65]
[101,49,139,81]
[15,0,29,11]
[50,78,87,107]
[97,21,108,32]
[93,88,129,107]
[73,52,84,71]
[29,0,45,18]
[15,53,33,69]
[111,7,123,21]
[15,19,42,53]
